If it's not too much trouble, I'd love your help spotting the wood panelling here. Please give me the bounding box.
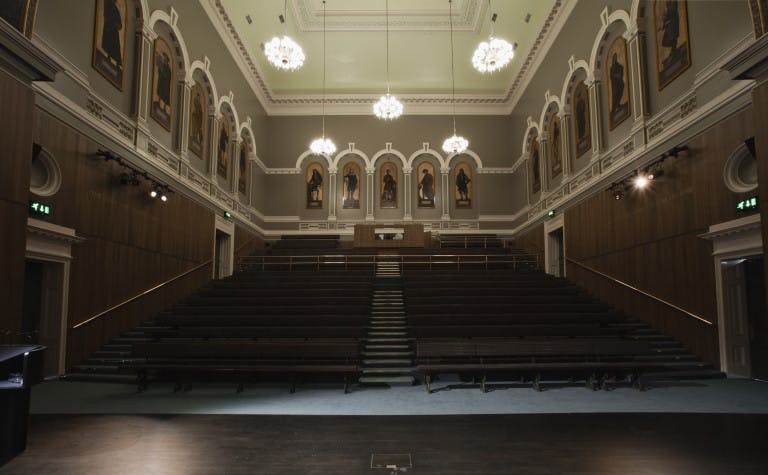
[234,224,264,263]
[557,105,757,366]
[32,110,216,367]
[752,81,768,309]
[0,70,35,342]
[513,224,544,257]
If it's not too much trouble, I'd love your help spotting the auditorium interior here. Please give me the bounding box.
[2,0,768,473]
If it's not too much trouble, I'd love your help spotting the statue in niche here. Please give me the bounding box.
[549,114,562,179]
[454,164,472,208]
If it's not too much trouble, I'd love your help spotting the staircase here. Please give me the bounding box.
[359,256,416,386]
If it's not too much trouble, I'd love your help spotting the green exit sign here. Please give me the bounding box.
[29,201,52,216]
[736,196,758,212]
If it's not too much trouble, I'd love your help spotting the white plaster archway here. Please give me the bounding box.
[148,8,190,74]
[588,8,631,78]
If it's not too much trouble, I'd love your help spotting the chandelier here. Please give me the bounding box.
[310,0,336,155]
[373,0,403,120]
[442,0,468,154]
[264,0,305,71]
[472,1,514,73]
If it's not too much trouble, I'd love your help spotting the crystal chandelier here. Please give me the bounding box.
[310,1,335,155]
[264,0,305,71]
[373,0,403,120]
[472,1,514,73]
[442,0,468,154]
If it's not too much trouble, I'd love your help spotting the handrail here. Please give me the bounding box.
[239,253,541,272]
[565,257,714,326]
[71,259,213,329]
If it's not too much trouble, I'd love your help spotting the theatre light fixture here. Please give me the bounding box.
[310,1,336,155]
[263,0,305,71]
[442,0,469,154]
[373,0,403,120]
[472,0,515,73]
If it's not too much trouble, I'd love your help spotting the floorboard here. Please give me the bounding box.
[2,413,767,474]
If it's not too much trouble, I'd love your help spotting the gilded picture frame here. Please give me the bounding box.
[238,140,248,195]
[379,162,398,209]
[416,162,436,208]
[150,37,174,131]
[217,114,230,179]
[341,162,361,209]
[530,138,541,195]
[188,82,206,159]
[454,162,472,209]
[605,36,631,130]
[306,162,324,209]
[572,80,591,159]
[549,114,563,179]
[92,0,127,91]
[653,0,691,90]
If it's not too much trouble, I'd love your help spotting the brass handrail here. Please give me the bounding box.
[565,257,714,326]
[71,259,213,329]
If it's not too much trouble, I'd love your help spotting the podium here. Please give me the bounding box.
[353,224,429,248]
[0,345,45,467]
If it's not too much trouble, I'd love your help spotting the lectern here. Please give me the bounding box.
[0,345,45,466]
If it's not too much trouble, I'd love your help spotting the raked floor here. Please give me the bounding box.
[30,377,768,415]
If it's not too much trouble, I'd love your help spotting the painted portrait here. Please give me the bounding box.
[416,162,436,208]
[306,162,324,209]
[605,36,631,130]
[217,115,230,179]
[530,137,541,195]
[238,140,248,195]
[188,82,206,158]
[150,37,174,131]
[549,114,563,179]
[380,162,398,209]
[653,1,691,90]
[342,162,361,209]
[92,0,127,90]
[572,80,591,159]
[454,162,472,209]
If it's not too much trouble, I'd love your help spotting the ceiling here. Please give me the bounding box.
[217,0,559,107]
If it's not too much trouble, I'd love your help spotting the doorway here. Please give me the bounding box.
[544,214,565,277]
[213,215,235,279]
[745,257,768,379]
[21,259,65,377]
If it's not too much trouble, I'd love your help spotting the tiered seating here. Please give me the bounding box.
[121,270,373,392]
[405,269,707,391]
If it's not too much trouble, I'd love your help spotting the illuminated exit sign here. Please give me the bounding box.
[736,196,758,212]
[29,201,52,216]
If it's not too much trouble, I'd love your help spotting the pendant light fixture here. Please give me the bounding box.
[442,0,469,154]
[310,0,336,155]
[373,0,403,120]
[264,0,305,71]
[472,0,514,73]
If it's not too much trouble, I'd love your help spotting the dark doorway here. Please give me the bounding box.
[214,230,230,279]
[745,257,768,379]
[21,260,43,344]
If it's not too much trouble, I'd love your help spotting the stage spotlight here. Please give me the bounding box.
[160,193,168,202]
[118,172,130,185]
[130,172,140,186]
[613,188,624,200]
[634,174,650,189]
[149,184,159,199]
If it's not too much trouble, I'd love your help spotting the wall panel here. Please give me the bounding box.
[33,109,215,367]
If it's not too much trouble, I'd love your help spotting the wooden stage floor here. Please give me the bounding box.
[2,413,767,474]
